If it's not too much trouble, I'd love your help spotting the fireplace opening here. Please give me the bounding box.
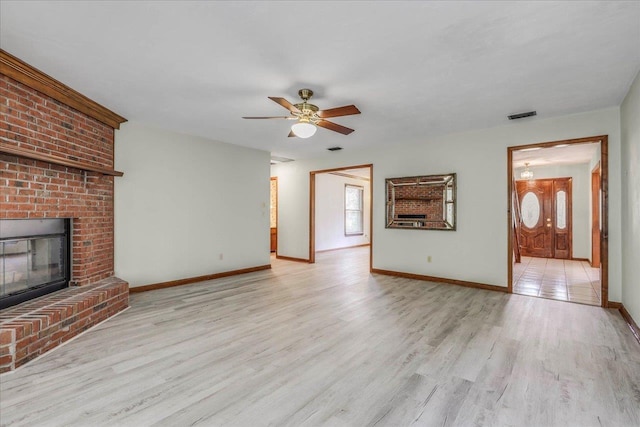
[0,219,71,310]
[395,214,427,227]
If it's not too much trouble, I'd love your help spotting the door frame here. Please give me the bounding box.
[591,163,601,268]
[270,176,278,255]
[507,135,609,307]
[309,164,373,271]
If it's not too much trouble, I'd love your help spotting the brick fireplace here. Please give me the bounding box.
[0,50,129,372]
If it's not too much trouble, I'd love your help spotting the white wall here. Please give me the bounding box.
[620,70,640,325]
[514,163,591,259]
[272,108,622,300]
[114,122,271,287]
[315,173,370,251]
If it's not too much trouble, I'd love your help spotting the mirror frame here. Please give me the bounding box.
[385,173,456,231]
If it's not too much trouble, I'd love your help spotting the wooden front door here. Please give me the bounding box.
[516,178,572,259]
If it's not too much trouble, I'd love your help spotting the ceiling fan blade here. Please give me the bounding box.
[288,130,296,138]
[268,97,301,114]
[317,105,361,118]
[317,120,355,135]
[242,116,296,119]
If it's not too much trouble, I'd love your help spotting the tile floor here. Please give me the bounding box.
[513,256,601,306]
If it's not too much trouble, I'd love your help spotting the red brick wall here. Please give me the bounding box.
[394,184,444,220]
[1,75,115,285]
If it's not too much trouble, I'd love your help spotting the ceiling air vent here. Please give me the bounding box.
[508,111,537,120]
[327,147,343,151]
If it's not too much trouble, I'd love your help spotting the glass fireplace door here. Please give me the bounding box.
[0,219,70,309]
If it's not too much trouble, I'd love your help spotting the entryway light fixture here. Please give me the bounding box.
[521,162,534,180]
[291,118,317,138]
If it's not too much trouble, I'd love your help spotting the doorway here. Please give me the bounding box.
[508,136,608,307]
[309,164,373,270]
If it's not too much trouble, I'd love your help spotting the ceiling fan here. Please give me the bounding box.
[243,89,360,138]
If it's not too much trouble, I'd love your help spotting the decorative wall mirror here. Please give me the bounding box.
[385,173,456,230]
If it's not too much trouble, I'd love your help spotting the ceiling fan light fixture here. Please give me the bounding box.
[291,121,317,139]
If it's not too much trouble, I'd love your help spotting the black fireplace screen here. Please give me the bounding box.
[0,219,70,310]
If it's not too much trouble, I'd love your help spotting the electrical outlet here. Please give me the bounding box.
[427,256,432,263]
[219,253,224,260]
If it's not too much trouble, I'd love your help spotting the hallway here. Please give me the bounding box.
[513,256,601,306]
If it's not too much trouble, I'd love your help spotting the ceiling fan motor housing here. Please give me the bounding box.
[294,102,319,113]
[294,89,320,123]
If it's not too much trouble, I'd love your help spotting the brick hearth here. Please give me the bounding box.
[0,277,128,373]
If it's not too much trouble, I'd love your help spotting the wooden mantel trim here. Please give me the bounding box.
[0,49,127,130]
[0,143,124,177]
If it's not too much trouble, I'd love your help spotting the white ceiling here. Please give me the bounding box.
[512,142,599,168]
[1,1,639,161]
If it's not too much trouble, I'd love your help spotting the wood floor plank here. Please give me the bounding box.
[1,247,638,426]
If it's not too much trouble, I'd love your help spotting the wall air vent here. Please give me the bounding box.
[327,147,343,151]
[508,111,537,120]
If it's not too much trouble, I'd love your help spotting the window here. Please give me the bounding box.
[345,184,364,235]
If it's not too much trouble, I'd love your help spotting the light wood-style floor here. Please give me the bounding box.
[1,247,638,426]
